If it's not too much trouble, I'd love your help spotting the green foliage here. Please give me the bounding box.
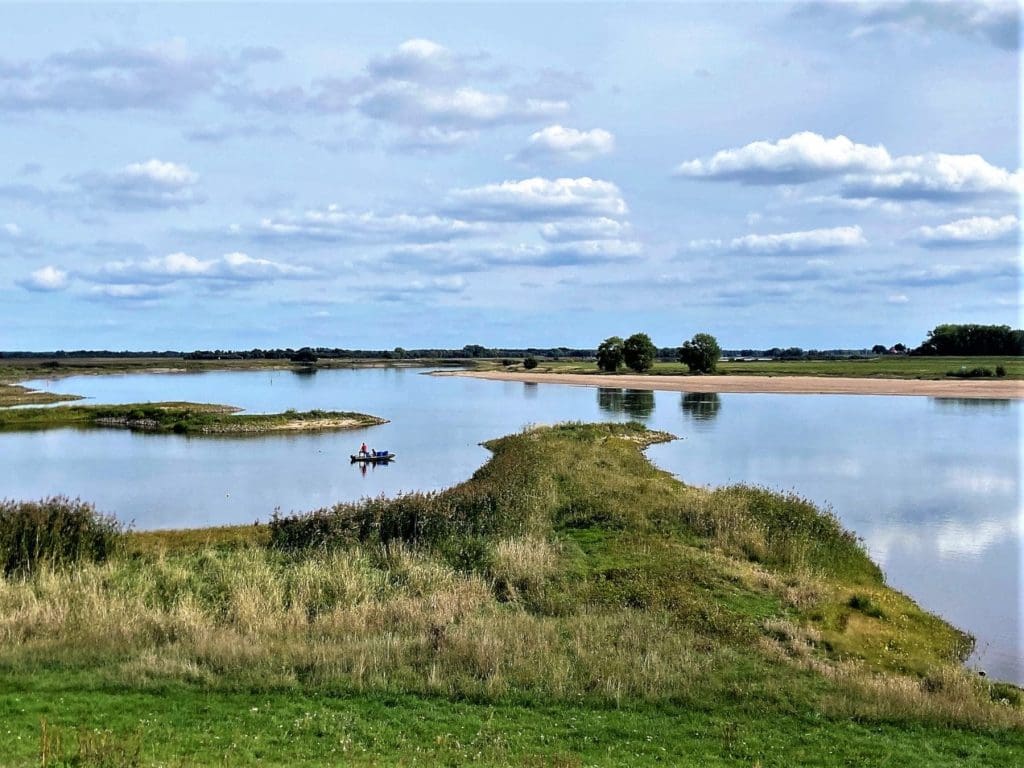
[678,332,722,373]
[623,333,656,372]
[946,367,994,379]
[996,366,1007,377]
[595,336,624,372]
[523,356,539,370]
[917,324,1024,356]
[0,497,123,576]
[872,344,888,355]
[289,347,318,363]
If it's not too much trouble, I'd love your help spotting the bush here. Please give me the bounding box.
[996,366,1006,377]
[0,497,124,576]
[946,367,994,379]
[523,356,539,370]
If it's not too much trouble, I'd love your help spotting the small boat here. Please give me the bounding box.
[350,452,396,463]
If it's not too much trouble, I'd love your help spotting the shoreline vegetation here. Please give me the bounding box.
[1,423,1021,765]
[0,402,387,435]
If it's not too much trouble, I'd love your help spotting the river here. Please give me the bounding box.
[2,366,1019,684]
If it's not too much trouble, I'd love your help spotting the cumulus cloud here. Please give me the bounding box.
[677,131,1022,200]
[366,39,469,85]
[539,217,630,242]
[257,206,487,244]
[446,177,628,221]
[690,225,867,255]
[841,154,1023,200]
[18,265,68,292]
[92,251,312,286]
[676,132,892,183]
[356,81,566,129]
[515,125,615,163]
[799,0,1020,51]
[0,40,268,112]
[74,159,202,210]
[913,214,1020,247]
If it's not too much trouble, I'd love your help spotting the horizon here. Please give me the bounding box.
[1,3,1019,350]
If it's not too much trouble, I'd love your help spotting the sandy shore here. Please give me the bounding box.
[441,370,1024,399]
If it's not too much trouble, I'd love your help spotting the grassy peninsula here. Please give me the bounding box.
[0,402,386,435]
[1,423,1020,766]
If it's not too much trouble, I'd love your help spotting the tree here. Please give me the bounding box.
[678,332,721,373]
[523,356,538,370]
[623,333,656,372]
[871,344,887,355]
[290,347,318,363]
[596,336,625,372]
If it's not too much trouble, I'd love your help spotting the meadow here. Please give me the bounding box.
[1,422,1020,766]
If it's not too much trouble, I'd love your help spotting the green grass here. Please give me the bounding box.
[1,422,1020,766]
[0,384,81,407]
[0,402,386,435]
[475,356,1024,379]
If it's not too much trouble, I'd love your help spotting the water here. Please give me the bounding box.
[2,368,1020,684]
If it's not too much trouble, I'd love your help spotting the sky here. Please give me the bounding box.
[0,1,1020,351]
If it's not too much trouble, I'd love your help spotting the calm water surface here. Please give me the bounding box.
[3,368,1020,684]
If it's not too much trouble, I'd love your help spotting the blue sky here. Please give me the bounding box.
[0,2,1019,351]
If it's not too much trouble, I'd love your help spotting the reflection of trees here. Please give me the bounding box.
[523,382,538,399]
[291,366,317,376]
[680,392,722,422]
[932,398,1011,411]
[597,388,655,419]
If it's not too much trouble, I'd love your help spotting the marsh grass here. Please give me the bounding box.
[0,497,123,576]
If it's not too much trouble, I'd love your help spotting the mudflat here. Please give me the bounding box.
[444,370,1024,399]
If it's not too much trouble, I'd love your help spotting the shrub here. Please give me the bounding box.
[0,496,124,576]
[523,356,539,370]
[996,365,1006,377]
[946,367,994,379]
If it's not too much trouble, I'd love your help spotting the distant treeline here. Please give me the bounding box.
[1,346,876,361]
[3,325,1020,361]
[914,324,1023,356]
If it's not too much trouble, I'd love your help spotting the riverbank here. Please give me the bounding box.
[1,423,1020,766]
[0,402,387,435]
[445,370,1024,399]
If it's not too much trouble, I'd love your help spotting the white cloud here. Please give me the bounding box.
[3,222,21,237]
[677,131,1022,200]
[18,265,68,292]
[367,39,463,84]
[446,177,628,221]
[914,214,1019,247]
[676,132,892,183]
[689,225,866,255]
[887,293,910,304]
[815,0,1020,51]
[75,158,201,210]
[93,251,312,286]
[357,82,566,128]
[516,125,615,163]
[258,206,487,243]
[842,154,1023,200]
[539,217,629,242]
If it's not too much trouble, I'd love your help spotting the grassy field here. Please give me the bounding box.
[0,402,386,435]
[474,356,1024,379]
[1,423,1020,766]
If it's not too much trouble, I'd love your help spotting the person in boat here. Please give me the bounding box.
[359,442,368,458]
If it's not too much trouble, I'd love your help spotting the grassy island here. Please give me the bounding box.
[1,423,1021,766]
[0,402,387,435]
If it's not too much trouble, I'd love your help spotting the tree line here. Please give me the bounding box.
[597,332,722,374]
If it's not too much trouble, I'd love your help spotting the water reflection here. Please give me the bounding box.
[932,397,1012,411]
[680,392,722,423]
[597,388,655,419]
[523,382,539,399]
